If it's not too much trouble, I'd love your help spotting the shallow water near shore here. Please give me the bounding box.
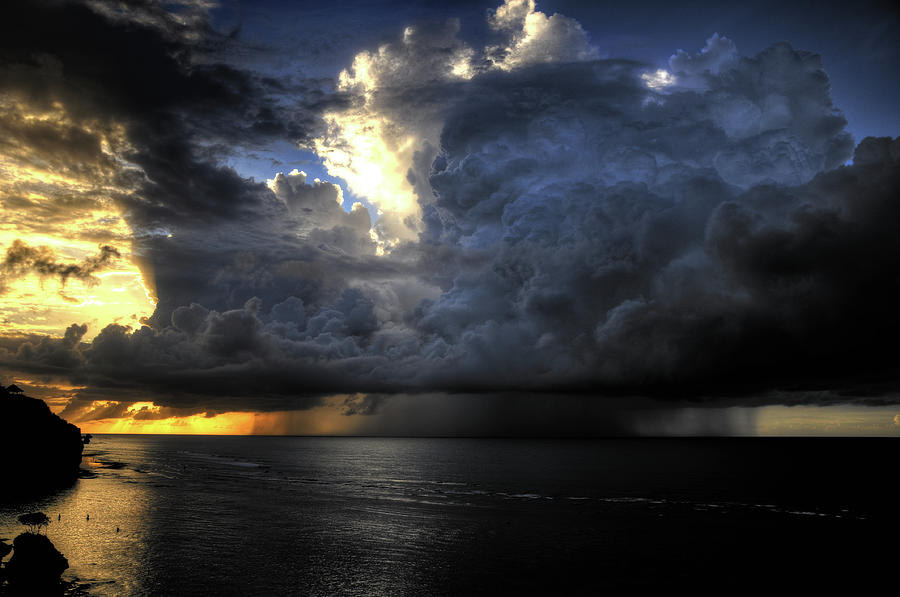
[1,435,895,595]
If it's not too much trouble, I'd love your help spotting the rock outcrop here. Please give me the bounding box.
[2,532,68,595]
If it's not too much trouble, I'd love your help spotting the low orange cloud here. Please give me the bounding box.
[76,399,361,435]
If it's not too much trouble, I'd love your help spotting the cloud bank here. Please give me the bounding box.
[1,0,898,425]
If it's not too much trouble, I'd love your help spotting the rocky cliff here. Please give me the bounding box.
[0,386,84,498]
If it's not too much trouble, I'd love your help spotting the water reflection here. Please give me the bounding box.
[1,436,894,595]
[0,445,152,594]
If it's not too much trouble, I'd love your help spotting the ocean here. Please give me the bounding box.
[0,436,895,595]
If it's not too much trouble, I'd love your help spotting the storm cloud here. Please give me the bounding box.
[1,0,899,422]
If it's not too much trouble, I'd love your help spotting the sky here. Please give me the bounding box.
[1,0,899,436]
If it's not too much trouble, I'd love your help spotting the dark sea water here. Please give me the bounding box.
[1,436,896,595]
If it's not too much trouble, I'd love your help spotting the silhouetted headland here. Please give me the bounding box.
[0,384,84,499]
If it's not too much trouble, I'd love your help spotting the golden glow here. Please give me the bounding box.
[80,410,262,435]
[754,405,900,436]
[76,397,365,436]
[0,97,157,340]
[314,112,420,226]
[0,237,157,340]
[17,379,87,393]
[312,29,475,252]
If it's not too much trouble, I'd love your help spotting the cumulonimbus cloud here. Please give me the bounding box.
[1,0,898,419]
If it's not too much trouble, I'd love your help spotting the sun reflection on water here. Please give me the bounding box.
[0,456,152,594]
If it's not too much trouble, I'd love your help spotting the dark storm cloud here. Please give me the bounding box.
[341,393,387,416]
[409,44,886,399]
[330,393,759,437]
[8,134,898,412]
[2,1,899,417]
[0,102,116,180]
[11,323,88,371]
[0,0,320,147]
[0,0,349,321]
[2,291,397,413]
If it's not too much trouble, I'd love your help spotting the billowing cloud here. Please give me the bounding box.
[312,0,602,250]
[267,169,373,256]
[486,0,598,70]
[668,32,738,76]
[412,39,868,396]
[1,0,899,427]
[312,17,474,249]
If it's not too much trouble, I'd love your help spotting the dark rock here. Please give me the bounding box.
[0,387,84,498]
[3,533,68,595]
